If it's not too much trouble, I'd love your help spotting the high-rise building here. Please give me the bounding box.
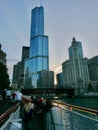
[37,70,54,88]
[22,46,30,61]
[12,46,29,89]
[24,6,53,88]
[88,55,98,88]
[30,6,44,40]
[62,37,90,93]
[88,55,98,81]
[69,37,83,59]
[0,44,6,65]
[57,73,63,88]
[29,6,49,70]
[12,64,19,89]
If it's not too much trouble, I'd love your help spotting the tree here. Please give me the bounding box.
[88,83,93,92]
[0,62,10,89]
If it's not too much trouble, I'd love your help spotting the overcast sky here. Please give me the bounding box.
[0,0,98,79]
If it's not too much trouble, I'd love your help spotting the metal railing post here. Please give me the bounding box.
[50,110,56,130]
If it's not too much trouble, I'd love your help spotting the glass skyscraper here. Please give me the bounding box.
[24,6,49,88]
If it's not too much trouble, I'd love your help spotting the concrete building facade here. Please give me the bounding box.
[88,55,98,89]
[57,73,63,88]
[37,70,54,88]
[12,46,29,89]
[62,38,90,93]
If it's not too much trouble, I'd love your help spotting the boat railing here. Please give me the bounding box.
[48,100,98,130]
[1,99,98,130]
[52,100,98,115]
[0,103,21,130]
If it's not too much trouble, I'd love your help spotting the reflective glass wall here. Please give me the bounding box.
[24,6,50,88]
[30,7,44,38]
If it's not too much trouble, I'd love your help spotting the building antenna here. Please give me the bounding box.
[40,0,43,6]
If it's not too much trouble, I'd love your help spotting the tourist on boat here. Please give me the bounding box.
[15,90,22,102]
[31,96,52,115]
[22,96,53,130]
[22,96,35,130]
[11,91,16,101]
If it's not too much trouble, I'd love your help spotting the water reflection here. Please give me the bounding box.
[51,102,98,130]
[64,97,98,110]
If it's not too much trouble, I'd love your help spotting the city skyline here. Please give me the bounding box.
[0,0,98,79]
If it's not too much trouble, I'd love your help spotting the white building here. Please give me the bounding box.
[62,37,90,93]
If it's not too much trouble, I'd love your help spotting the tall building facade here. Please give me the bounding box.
[37,70,54,88]
[22,46,30,61]
[12,46,29,89]
[0,44,6,65]
[69,37,83,59]
[24,6,53,88]
[62,38,90,92]
[57,73,63,88]
[88,55,98,81]
[88,55,98,88]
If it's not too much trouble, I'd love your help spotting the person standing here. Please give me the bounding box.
[15,91,22,102]
[22,97,35,130]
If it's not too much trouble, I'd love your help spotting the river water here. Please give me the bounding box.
[49,97,98,130]
[63,97,98,110]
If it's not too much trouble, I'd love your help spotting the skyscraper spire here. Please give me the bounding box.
[40,0,43,6]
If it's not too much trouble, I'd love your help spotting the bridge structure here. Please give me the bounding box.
[21,88,74,97]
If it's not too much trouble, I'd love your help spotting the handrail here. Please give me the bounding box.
[52,100,98,115]
[0,103,20,124]
[50,110,56,130]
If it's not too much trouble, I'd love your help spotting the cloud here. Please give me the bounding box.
[50,65,62,84]
[7,58,19,63]
[7,58,19,79]
[50,65,62,74]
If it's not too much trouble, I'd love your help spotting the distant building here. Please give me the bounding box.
[12,46,29,89]
[12,64,19,89]
[24,6,53,88]
[21,46,30,61]
[12,61,24,89]
[88,55,98,89]
[56,73,63,88]
[88,55,98,81]
[24,70,54,89]
[37,70,54,88]
[0,44,6,65]
[62,37,90,93]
